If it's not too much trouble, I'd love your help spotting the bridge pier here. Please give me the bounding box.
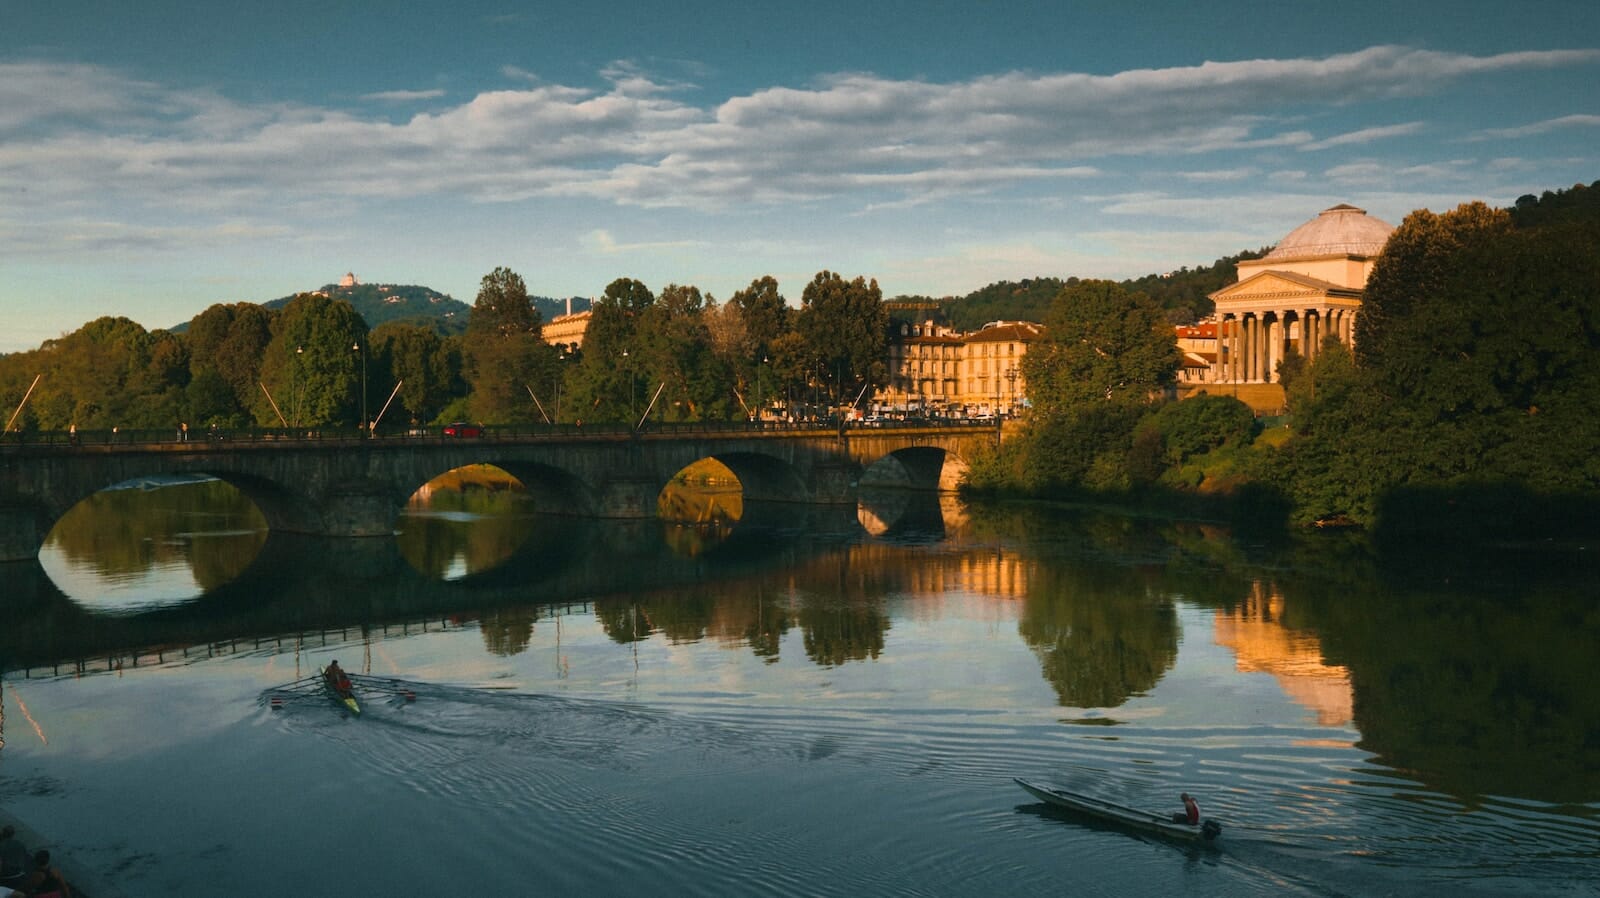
[0,502,47,562]
[594,474,664,518]
[313,481,403,537]
[808,460,863,505]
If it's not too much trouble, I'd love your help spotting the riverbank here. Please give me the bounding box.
[0,807,126,898]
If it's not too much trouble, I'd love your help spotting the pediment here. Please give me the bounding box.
[1210,270,1349,306]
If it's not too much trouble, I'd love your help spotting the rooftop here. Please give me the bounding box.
[1263,204,1395,260]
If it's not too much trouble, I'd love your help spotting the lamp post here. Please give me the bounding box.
[352,341,367,436]
[556,350,565,424]
[1005,365,1019,418]
[756,355,767,423]
[622,349,634,420]
[292,345,304,429]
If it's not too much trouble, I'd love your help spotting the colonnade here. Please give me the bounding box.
[1216,308,1356,383]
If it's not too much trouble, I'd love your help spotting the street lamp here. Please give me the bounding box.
[756,354,767,423]
[292,345,304,429]
[352,341,367,436]
[622,349,634,419]
[556,350,566,424]
[1005,365,1019,418]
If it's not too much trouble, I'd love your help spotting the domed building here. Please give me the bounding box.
[1208,204,1394,386]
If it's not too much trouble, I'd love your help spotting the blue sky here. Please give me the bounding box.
[3,0,1597,352]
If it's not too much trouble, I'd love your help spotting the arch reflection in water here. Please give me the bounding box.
[399,465,540,580]
[38,476,267,613]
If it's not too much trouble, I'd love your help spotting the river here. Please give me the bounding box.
[0,476,1595,897]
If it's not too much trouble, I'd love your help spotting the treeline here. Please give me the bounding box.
[0,269,890,432]
[967,181,1600,538]
[893,248,1270,332]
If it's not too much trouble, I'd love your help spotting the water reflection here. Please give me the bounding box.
[39,478,267,613]
[1212,583,1352,727]
[7,480,1598,813]
[1018,560,1179,709]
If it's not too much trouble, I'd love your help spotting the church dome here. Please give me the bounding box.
[1264,204,1394,260]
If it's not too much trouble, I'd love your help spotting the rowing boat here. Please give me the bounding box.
[1013,778,1222,843]
[321,667,361,716]
[268,672,418,715]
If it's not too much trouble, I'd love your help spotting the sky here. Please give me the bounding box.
[2,0,1597,352]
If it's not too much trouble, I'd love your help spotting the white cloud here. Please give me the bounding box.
[1177,168,1255,182]
[1299,122,1425,151]
[581,229,702,255]
[1468,113,1600,140]
[362,89,448,102]
[2,45,1596,255]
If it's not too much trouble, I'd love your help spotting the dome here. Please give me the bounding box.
[1264,204,1394,260]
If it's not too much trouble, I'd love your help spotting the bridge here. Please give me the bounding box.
[0,421,998,561]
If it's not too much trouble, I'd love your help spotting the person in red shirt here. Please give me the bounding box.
[1173,792,1200,825]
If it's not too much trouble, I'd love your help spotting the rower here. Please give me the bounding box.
[325,660,352,694]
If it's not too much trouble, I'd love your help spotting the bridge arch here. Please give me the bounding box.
[412,459,604,518]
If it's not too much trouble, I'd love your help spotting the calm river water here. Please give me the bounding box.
[1,477,1596,897]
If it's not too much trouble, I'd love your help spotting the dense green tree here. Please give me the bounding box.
[468,267,542,338]
[795,271,888,408]
[635,283,734,422]
[566,278,655,423]
[369,322,458,428]
[1129,393,1256,484]
[730,276,789,359]
[1023,280,1179,411]
[184,302,275,421]
[255,294,369,427]
[0,316,191,430]
[463,267,554,424]
[1278,199,1600,527]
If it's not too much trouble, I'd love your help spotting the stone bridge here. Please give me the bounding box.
[0,422,997,561]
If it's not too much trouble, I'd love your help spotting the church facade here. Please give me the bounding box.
[1208,204,1394,384]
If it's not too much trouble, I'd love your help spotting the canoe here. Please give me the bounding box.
[1014,778,1221,843]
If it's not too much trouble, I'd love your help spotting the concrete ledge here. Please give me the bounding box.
[0,807,129,898]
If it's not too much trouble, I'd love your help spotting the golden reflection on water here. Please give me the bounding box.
[1212,581,1354,727]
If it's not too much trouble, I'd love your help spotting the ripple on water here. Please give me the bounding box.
[258,682,1598,897]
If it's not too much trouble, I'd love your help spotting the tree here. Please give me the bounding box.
[567,278,656,423]
[256,294,369,427]
[186,303,275,422]
[463,267,554,423]
[795,271,887,408]
[730,276,789,359]
[369,322,456,427]
[468,267,542,339]
[1023,280,1179,412]
[638,284,730,422]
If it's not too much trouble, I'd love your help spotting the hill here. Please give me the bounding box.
[891,248,1273,331]
[266,282,472,335]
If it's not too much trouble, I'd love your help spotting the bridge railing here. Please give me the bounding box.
[1,416,1000,451]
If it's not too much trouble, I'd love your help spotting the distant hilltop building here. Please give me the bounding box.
[1208,204,1394,386]
[339,272,360,288]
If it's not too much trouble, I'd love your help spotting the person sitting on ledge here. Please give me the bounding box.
[18,849,70,897]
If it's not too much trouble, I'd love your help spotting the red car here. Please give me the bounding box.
[442,422,483,438]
